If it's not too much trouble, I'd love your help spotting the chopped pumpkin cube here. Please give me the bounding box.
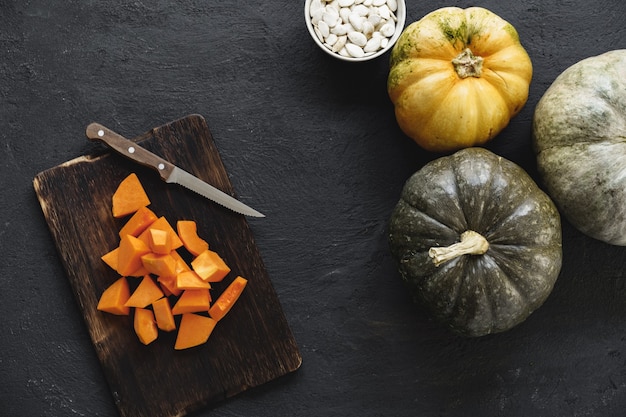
[176,270,211,290]
[124,275,164,308]
[152,298,176,332]
[177,220,209,256]
[138,217,183,250]
[116,234,151,276]
[147,228,172,255]
[134,308,158,345]
[171,289,211,315]
[157,275,183,297]
[191,249,231,282]
[112,173,151,218]
[128,264,150,278]
[101,247,119,271]
[97,277,131,315]
[209,276,247,321]
[170,250,191,274]
[119,206,158,238]
[174,313,217,350]
[141,252,177,277]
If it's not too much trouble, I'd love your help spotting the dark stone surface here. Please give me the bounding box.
[1,0,625,416]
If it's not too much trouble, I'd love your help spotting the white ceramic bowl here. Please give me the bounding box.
[304,0,406,62]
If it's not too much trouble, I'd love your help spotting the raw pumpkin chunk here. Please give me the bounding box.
[124,275,164,308]
[112,173,151,218]
[138,217,183,250]
[116,234,151,276]
[176,271,211,290]
[177,220,209,256]
[141,252,177,277]
[152,297,176,332]
[209,276,247,321]
[101,247,119,271]
[174,313,217,350]
[191,250,231,282]
[147,228,172,255]
[134,308,158,345]
[171,289,211,315]
[159,281,173,297]
[128,264,150,278]
[170,250,191,274]
[118,206,158,238]
[103,241,151,277]
[97,277,131,315]
[157,275,183,297]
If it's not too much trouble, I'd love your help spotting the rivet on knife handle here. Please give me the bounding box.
[85,122,265,218]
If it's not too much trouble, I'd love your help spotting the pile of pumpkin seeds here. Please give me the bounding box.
[309,0,399,58]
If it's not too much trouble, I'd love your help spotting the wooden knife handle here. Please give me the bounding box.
[86,123,175,181]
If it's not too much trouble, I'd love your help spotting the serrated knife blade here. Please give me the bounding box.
[85,122,265,218]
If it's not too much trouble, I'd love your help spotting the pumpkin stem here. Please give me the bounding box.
[452,48,483,79]
[429,230,489,267]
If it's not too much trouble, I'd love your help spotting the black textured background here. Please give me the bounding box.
[2,1,626,416]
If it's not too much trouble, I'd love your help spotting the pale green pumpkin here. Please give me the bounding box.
[533,49,626,245]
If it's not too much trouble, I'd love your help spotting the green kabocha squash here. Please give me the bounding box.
[533,49,626,246]
[389,148,562,337]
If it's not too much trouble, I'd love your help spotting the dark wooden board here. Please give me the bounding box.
[32,114,301,417]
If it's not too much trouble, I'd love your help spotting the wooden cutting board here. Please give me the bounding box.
[33,114,301,417]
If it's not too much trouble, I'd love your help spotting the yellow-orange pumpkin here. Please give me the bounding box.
[388,7,532,152]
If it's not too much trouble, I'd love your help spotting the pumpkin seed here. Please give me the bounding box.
[379,21,395,37]
[318,20,330,38]
[364,36,381,52]
[325,33,339,46]
[348,31,367,47]
[345,42,365,57]
[332,35,348,52]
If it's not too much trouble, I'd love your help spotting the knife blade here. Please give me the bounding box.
[85,122,265,218]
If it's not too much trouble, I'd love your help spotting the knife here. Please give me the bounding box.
[85,122,265,218]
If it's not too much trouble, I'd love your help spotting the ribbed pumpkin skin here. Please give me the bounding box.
[533,49,626,246]
[389,148,562,337]
[387,7,532,152]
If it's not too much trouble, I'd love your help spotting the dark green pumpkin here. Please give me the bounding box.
[389,148,562,337]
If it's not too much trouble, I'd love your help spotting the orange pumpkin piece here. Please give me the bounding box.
[171,289,211,315]
[119,206,158,238]
[209,276,247,321]
[174,313,217,350]
[176,271,211,290]
[141,252,177,277]
[170,250,191,274]
[124,275,164,308]
[116,234,152,276]
[134,308,158,345]
[152,297,176,332]
[138,217,183,250]
[97,277,131,315]
[112,173,151,218]
[191,250,231,282]
[147,228,172,255]
[103,245,150,276]
[128,264,150,278]
[177,220,209,256]
[101,247,119,271]
[157,275,183,297]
